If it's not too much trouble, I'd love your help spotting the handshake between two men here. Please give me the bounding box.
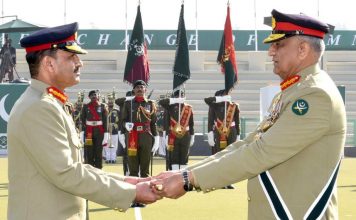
[127,170,194,204]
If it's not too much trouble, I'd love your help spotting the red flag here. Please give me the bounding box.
[123,5,150,85]
[217,6,238,92]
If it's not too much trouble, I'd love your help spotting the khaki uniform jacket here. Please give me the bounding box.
[7,79,136,220]
[188,64,346,220]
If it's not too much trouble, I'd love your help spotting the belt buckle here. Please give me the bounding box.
[136,126,143,131]
[92,121,97,126]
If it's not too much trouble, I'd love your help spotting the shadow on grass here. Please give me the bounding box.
[338,185,356,188]
[89,207,112,212]
[338,185,356,192]
[0,183,8,190]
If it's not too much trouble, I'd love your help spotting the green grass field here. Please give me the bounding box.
[1,156,355,220]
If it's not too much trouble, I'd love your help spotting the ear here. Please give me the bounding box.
[298,41,310,60]
[42,56,55,73]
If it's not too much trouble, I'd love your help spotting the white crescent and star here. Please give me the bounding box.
[0,94,10,122]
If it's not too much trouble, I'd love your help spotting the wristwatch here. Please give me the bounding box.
[182,170,193,192]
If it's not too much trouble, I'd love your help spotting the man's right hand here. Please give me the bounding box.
[215,95,231,103]
[135,181,162,204]
[118,132,126,148]
[125,96,135,101]
[207,131,215,146]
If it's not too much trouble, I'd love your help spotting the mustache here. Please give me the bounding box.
[74,66,80,73]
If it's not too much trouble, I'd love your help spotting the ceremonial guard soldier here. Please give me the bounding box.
[115,90,134,175]
[105,92,120,164]
[81,90,109,169]
[73,91,84,132]
[0,35,16,82]
[120,80,159,178]
[159,90,194,170]
[204,89,240,155]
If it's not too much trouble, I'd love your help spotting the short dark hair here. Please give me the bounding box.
[25,49,57,78]
[88,90,99,97]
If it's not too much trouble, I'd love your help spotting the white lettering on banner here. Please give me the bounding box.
[247,34,256,46]
[98,34,111,45]
[327,34,341,46]
[352,35,356,46]
[189,34,197,46]
[166,34,176,45]
[144,34,154,45]
[120,35,128,46]
[77,34,87,45]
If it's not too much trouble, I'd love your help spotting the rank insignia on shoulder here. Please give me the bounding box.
[47,87,68,104]
[292,99,309,115]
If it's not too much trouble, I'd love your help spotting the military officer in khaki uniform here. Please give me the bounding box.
[7,23,160,220]
[205,89,240,155]
[159,90,195,170]
[152,10,346,220]
[121,80,159,178]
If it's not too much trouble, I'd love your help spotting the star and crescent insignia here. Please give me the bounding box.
[292,99,309,115]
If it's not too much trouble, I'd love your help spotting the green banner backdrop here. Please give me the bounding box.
[0,83,29,154]
[4,30,356,51]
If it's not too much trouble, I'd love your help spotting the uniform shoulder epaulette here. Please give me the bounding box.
[46,86,68,104]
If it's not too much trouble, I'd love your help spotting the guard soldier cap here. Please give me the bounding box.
[20,22,87,54]
[263,9,330,43]
[172,90,185,98]
[88,90,99,97]
[215,89,225,96]
[133,80,147,88]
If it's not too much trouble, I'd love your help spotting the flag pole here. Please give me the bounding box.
[254,0,258,51]
[195,0,198,51]
[125,0,128,51]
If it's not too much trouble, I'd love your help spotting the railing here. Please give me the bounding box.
[201,117,356,147]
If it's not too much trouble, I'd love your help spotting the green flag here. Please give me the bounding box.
[173,4,190,90]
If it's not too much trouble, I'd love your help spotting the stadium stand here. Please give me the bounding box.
[15,50,356,148]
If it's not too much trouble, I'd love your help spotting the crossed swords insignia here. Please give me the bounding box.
[293,100,307,114]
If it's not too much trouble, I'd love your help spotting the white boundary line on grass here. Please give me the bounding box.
[134,207,142,220]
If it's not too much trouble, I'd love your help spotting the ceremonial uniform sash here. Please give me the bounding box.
[168,104,192,151]
[258,158,341,220]
[85,102,104,145]
[128,122,151,156]
[215,103,236,149]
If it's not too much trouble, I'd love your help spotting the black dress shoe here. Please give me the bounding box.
[225,185,235,189]
[130,202,146,208]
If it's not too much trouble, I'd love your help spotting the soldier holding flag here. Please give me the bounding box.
[159,90,194,170]
[205,89,240,155]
